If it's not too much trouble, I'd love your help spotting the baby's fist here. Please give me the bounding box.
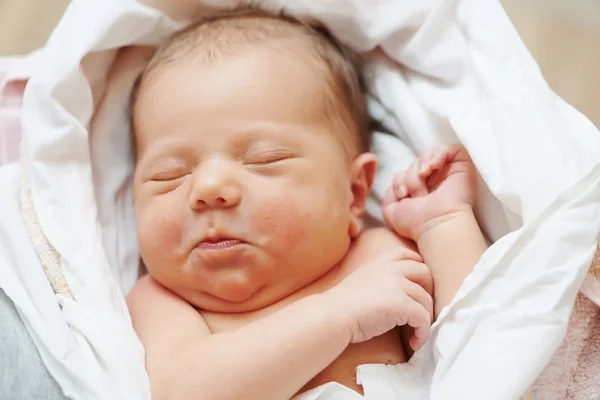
[382,144,477,242]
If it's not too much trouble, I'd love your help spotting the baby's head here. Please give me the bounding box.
[132,8,377,312]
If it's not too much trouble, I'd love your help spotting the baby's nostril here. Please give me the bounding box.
[216,197,226,204]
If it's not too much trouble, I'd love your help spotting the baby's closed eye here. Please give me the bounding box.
[150,168,190,181]
[242,147,298,175]
[244,150,294,165]
[144,159,192,193]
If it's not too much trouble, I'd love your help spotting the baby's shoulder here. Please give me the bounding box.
[344,228,417,270]
[127,274,161,311]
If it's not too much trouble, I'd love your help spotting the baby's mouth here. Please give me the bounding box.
[196,238,243,252]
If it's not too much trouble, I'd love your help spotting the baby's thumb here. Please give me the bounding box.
[383,202,403,234]
[382,196,420,238]
[381,187,396,208]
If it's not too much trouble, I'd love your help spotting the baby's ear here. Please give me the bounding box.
[348,153,377,237]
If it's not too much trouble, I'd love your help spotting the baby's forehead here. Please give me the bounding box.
[133,53,352,153]
[133,9,369,155]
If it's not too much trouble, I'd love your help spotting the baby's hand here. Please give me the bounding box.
[325,247,433,351]
[382,144,477,243]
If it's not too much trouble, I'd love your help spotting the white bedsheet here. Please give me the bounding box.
[0,0,599,398]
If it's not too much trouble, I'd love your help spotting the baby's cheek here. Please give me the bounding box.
[252,193,309,253]
[138,205,185,263]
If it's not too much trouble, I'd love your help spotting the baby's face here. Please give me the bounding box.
[133,45,366,312]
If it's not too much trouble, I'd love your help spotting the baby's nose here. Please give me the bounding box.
[189,166,242,210]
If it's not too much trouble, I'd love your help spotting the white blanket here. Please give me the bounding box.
[0,0,599,398]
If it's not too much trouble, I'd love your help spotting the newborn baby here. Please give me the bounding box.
[127,8,487,400]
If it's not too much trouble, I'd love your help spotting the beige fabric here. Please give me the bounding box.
[523,238,600,399]
[503,0,600,130]
[19,141,74,300]
[0,0,69,56]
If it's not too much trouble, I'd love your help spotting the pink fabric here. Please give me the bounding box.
[524,244,600,399]
[0,51,41,165]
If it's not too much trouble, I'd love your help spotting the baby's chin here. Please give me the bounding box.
[178,282,286,314]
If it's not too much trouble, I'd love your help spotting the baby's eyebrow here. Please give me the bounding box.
[136,139,190,169]
[229,122,315,144]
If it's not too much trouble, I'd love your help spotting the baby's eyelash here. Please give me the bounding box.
[244,150,293,164]
[147,172,190,195]
[149,170,190,182]
[249,155,288,165]
[145,158,192,182]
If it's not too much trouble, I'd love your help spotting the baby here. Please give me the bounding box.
[127,8,488,400]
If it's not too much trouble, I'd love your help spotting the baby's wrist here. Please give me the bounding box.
[319,290,354,345]
[414,205,475,245]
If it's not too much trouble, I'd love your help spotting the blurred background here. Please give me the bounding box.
[0,0,598,125]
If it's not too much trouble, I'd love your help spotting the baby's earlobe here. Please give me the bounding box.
[349,218,363,238]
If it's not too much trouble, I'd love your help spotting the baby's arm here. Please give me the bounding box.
[416,208,487,317]
[128,249,432,400]
[128,276,349,400]
[383,144,487,317]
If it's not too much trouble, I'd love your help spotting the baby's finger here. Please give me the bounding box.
[409,329,428,352]
[402,278,434,326]
[424,147,449,170]
[405,159,428,197]
[401,299,431,350]
[379,247,423,264]
[383,198,418,240]
[390,260,432,294]
[382,187,397,208]
[444,143,469,162]
[392,171,408,199]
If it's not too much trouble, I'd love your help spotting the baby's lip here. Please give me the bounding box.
[196,238,243,251]
[201,236,238,243]
[195,231,248,248]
